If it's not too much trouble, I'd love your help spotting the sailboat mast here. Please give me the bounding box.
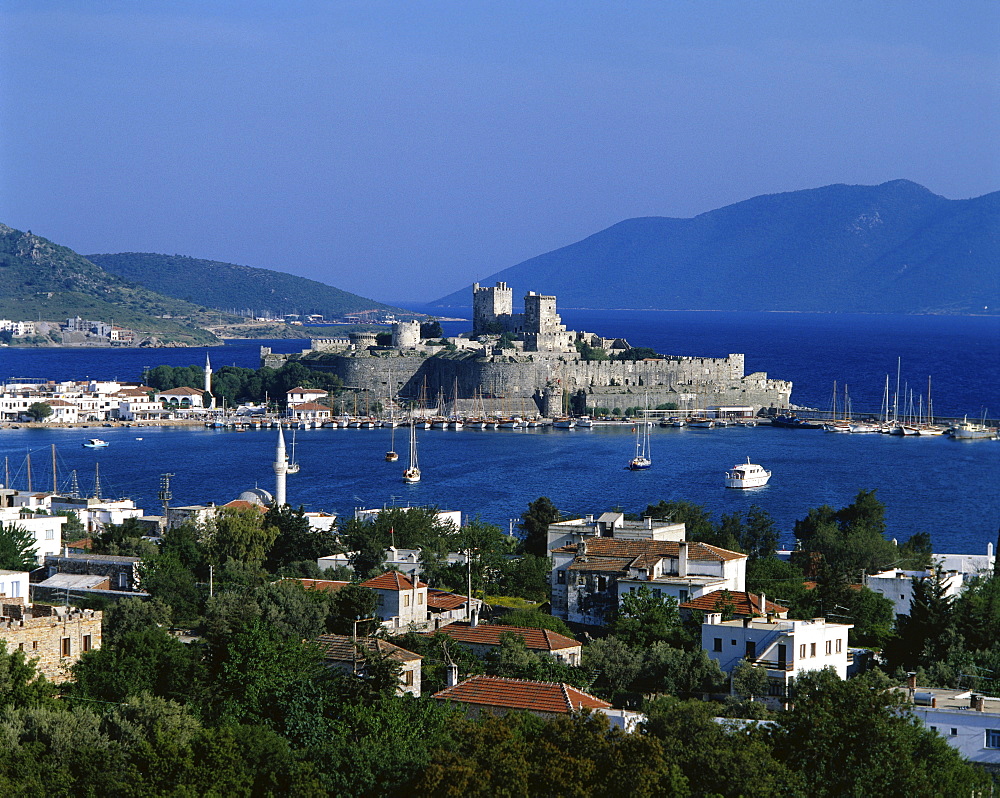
[52,444,57,494]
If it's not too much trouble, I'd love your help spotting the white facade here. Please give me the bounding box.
[865,568,964,618]
[0,508,65,563]
[701,616,853,694]
[0,569,29,600]
[49,496,144,535]
[354,506,461,532]
[904,688,1000,767]
[361,572,431,630]
[547,511,686,552]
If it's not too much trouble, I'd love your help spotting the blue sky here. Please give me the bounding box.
[1,1,997,302]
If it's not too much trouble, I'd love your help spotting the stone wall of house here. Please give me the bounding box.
[0,607,102,682]
[42,555,140,591]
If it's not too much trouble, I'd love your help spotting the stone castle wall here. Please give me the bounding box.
[278,349,791,414]
[0,607,102,683]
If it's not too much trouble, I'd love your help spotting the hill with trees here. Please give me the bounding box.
[0,224,224,345]
[433,180,999,314]
[87,252,411,319]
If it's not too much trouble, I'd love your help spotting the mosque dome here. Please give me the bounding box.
[237,487,273,506]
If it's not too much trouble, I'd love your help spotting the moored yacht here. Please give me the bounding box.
[725,457,771,489]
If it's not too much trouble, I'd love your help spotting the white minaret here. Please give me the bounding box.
[204,352,216,410]
[273,425,288,507]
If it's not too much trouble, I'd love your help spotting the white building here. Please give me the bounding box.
[0,507,65,563]
[901,685,1000,768]
[546,511,686,552]
[701,615,853,701]
[360,570,430,631]
[0,569,29,600]
[865,568,965,618]
[550,536,747,626]
[354,506,462,532]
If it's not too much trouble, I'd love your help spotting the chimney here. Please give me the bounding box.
[446,663,459,687]
[469,605,479,628]
[971,694,986,712]
[645,516,652,529]
[760,592,766,617]
[678,542,688,577]
[743,617,751,628]
[907,672,917,699]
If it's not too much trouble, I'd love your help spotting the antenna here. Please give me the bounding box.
[158,473,174,518]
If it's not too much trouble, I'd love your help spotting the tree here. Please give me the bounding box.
[773,670,990,797]
[91,517,156,557]
[419,320,443,339]
[582,636,644,698]
[25,402,52,422]
[611,584,684,648]
[793,490,897,578]
[203,506,279,572]
[327,583,379,636]
[497,607,573,637]
[0,643,58,710]
[0,523,37,570]
[741,505,780,561]
[731,659,770,702]
[518,497,560,556]
[496,554,551,601]
[264,505,335,574]
[644,500,719,545]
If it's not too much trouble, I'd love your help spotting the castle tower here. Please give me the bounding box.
[204,352,216,410]
[392,320,421,349]
[273,426,288,507]
[472,281,513,335]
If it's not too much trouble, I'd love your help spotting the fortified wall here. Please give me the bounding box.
[0,603,102,683]
[261,284,793,414]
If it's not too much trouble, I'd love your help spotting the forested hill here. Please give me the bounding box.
[0,224,221,344]
[433,180,999,314]
[88,252,409,319]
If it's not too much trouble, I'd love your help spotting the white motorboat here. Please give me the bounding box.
[725,457,771,489]
[82,438,109,449]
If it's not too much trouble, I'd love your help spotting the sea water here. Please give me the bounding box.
[0,312,997,553]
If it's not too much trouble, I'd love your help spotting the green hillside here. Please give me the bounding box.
[0,224,224,344]
[433,181,999,314]
[87,252,410,319]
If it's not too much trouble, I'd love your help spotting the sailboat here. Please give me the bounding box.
[286,429,301,474]
[402,417,421,482]
[627,398,652,470]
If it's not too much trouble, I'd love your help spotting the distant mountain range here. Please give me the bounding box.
[433,181,999,314]
[0,224,223,345]
[87,252,409,319]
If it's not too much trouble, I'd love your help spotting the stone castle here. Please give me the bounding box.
[261,283,792,416]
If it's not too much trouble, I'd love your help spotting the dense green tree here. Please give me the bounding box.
[518,496,561,556]
[411,711,689,797]
[611,585,685,648]
[101,597,173,647]
[484,633,593,689]
[643,500,720,546]
[54,511,85,540]
[327,583,380,636]
[139,553,202,623]
[0,644,59,710]
[731,660,770,702]
[72,625,206,705]
[25,402,53,421]
[203,505,279,571]
[637,644,728,698]
[91,517,157,557]
[0,523,37,570]
[583,636,645,698]
[496,553,552,601]
[772,670,990,797]
[264,504,335,574]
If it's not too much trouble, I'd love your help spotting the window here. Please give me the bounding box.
[930,726,937,733]
[597,576,607,591]
[403,595,410,607]
[61,638,71,657]
[679,590,688,603]
[32,641,38,651]
[836,639,842,653]
[713,638,723,652]
[825,640,832,655]
[17,643,23,651]
[799,643,806,658]
[45,529,54,540]
[403,670,414,686]
[745,641,756,660]
[986,730,1000,749]
[777,644,787,667]
[557,570,566,584]
[11,581,19,598]
[810,643,816,657]
[731,639,737,646]
[83,635,92,652]
[417,593,424,605]
[951,728,958,736]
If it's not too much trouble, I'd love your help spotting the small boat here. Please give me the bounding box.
[688,417,714,429]
[552,417,576,429]
[950,416,996,440]
[576,416,594,428]
[82,438,109,449]
[770,414,822,429]
[725,457,772,488]
[627,399,652,470]
[848,422,880,434]
[134,437,143,441]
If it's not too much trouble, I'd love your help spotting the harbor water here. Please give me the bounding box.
[0,311,997,554]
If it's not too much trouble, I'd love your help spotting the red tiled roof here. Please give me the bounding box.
[290,402,331,411]
[360,571,427,591]
[553,538,745,563]
[297,578,349,593]
[315,634,422,664]
[426,588,469,611]
[680,590,788,615]
[286,386,325,394]
[432,675,609,713]
[156,386,204,396]
[426,622,579,652]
